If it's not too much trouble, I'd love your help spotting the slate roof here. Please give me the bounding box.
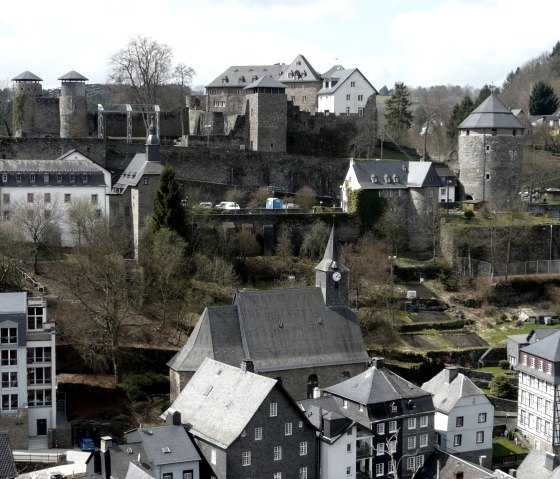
[112,153,163,193]
[519,330,560,362]
[348,159,449,189]
[277,54,322,83]
[325,360,431,405]
[297,395,353,441]
[421,369,488,414]
[322,65,345,79]
[0,433,17,479]
[206,64,288,88]
[0,292,27,314]
[58,70,88,81]
[315,226,348,273]
[133,426,201,465]
[11,70,42,81]
[317,68,377,95]
[125,462,153,479]
[244,75,286,89]
[420,448,495,479]
[515,449,560,479]
[458,93,525,130]
[164,358,278,448]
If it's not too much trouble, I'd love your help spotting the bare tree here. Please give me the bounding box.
[174,62,196,137]
[11,194,63,274]
[377,200,408,257]
[66,198,101,247]
[418,208,441,262]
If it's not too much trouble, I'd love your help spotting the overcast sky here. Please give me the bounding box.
[1,0,559,91]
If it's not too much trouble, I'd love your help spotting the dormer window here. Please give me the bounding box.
[30,174,35,183]
[221,76,229,84]
[239,76,245,83]
[384,174,390,183]
[390,402,397,413]
[371,175,378,183]
[252,75,258,82]
[16,174,21,183]
[393,174,399,183]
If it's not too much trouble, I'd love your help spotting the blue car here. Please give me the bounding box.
[79,437,95,451]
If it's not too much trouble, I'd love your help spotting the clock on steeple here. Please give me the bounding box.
[315,226,349,307]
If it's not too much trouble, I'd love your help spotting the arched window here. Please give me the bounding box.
[307,374,318,398]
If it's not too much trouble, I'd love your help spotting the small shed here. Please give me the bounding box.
[518,308,558,325]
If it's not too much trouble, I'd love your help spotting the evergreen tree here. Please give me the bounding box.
[447,95,475,140]
[550,41,560,75]
[152,165,187,238]
[529,81,559,115]
[475,84,497,107]
[378,85,390,96]
[384,82,413,140]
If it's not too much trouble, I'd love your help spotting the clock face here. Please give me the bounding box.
[332,271,342,282]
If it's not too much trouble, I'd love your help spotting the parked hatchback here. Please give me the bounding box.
[215,202,240,210]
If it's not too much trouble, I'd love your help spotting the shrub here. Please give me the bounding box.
[499,360,510,370]
[464,209,474,220]
[489,375,517,399]
[122,373,170,401]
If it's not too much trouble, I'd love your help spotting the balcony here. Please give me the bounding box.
[357,444,374,458]
[356,471,372,479]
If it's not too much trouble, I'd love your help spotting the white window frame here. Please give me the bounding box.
[270,402,278,417]
[377,422,385,435]
[420,433,428,448]
[300,441,307,456]
[376,442,384,456]
[273,445,282,461]
[242,451,251,466]
[389,420,398,433]
[420,415,428,428]
[255,427,262,441]
[408,417,416,429]
[408,436,416,450]
[376,463,384,477]
[407,456,415,471]
[299,467,307,479]
[285,422,292,436]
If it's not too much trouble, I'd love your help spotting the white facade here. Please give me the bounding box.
[317,69,376,116]
[0,151,111,247]
[0,293,56,441]
[319,425,358,479]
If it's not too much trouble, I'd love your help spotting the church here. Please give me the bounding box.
[168,227,370,401]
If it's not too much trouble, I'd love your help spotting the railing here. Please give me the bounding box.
[357,444,374,458]
[13,451,65,463]
[457,257,560,279]
[356,471,372,479]
[492,453,527,468]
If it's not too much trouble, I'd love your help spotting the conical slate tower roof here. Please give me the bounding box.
[458,93,524,129]
[315,226,348,272]
[11,71,42,82]
[58,70,88,81]
[244,75,286,89]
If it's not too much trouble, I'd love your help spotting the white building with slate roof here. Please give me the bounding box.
[168,227,370,401]
[515,330,560,454]
[0,150,111,247]
[317,68,377,116]
[421,366,494,468]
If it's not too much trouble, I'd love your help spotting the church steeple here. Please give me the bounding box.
[315,226,349,307]
[146,117,160,163]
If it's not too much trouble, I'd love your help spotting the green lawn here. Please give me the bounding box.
[493,437,527,457]
[478,322,559,347]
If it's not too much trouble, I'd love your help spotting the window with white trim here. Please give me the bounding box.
[1,372,17,388]
[285,422,292,436]
[273,446,282,461]
[408,417,416,429]
[376,442,384,456]
[416,455,424,468]
[377,422,385,435]
[1,394,18,411]
[522,353,527,365]
[270,402,278,417]
[1,350,17,366]
[182,471,193,479]
[27,306,44,331]
[547,362,553,374]
[0,327,17,344]
[255,427,262,440]
[389,420,398,433]
[389,439,397,453]
[211,449,216,465]
[242,451,251,466]
[420,433,428,447]
[376,463,384,477]
[530,356,536,368]
[407,456,415,471]
[388,461,394,474]
[476,431,484,443]
[162,473,172,479]
[274,474,282,479]
[408,436,416,449]
[300,441,307,456]
[420,415,428,428]
[299,467,307,479]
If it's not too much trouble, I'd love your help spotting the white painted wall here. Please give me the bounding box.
[320,425,358,479]
[318,70,375,116]
[156,460,200,479]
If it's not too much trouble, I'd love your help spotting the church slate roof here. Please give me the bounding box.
[167,287,368,374]
[164,358,279,448]
[421,369,488,414]
[458,93,525,130]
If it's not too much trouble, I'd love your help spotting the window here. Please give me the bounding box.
[389,420,397,433]
[16,174,21,183]
[346,94,351,101]
[376,442,384,456]
[420,433,428,447]
[522,353,527,365]
[44,173,49,183]
[300,441,307,456]
[255,427,262,440]
[539,359,544,371]
[346,466,351,476]
[143,178,149,185]
[30,174,35,183]
[1,393,18,411]
[283,422,292,436]
[343,399,348,408]
[454,434,462,447]
[28,306,44,330]
[456,416,464,427]
[299,467,307,479]
[407,456,415,471]
[299,421,303,428]
[358,94,363,101]
[478,412,487,423]
[388,461,394,474]
[64,193,71,203]
[274,474,282,479]
[242,451,251,466]
[358,108,364,116]
[27,193,34,203]
[377,422,385,435]
[416,455,425,468]
[388,439,397,454]
[408,436,416,449]
[82,174,88,183]
[69,173,75,183]
[347,443,352,453]
[3,210,9,221]
[211,449,216,465]
[1,372,17,388]
[91,194,98,204]
[270,402,278,417]
[273,446,282,461]
[163,474,173,479]
[1,350,17,366]
[376,463,384,477]
[390,402,397,413]
[27,389,52,406]
[2,193,9,204]
[57,173,62,182]
[183,472,193,479]
[420,415,428,428]
[44,193,51,203]
[408,417,416,429]
[346,107,350,116]
[1,173,6,182]
[0,327,17,344]
[476,431,484,443]
[351,81,356,87]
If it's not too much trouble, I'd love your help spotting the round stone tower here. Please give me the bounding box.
[11,70,43,137]
[458,93,525,210]
[59,70,89,138]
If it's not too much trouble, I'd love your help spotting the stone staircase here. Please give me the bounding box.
[27,436,49,450]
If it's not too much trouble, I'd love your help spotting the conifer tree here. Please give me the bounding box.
[152,165,187,238]
[529,81,559,115]
[447,95,475,140]
[384,82,413,140]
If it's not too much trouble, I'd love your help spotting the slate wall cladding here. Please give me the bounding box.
[458,132,523,209]
[194,438,228,479]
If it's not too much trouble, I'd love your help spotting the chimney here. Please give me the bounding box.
[172,410,181,426]
[371,357,384,369]
[101,436,112,451]
[444,366,458,384]
[508,469,517,478]
[313,387,321,399]
[545,451,557,471]
[478,455,486,467]
[240,359,254,373]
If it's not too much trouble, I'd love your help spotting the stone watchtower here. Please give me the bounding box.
[11,70,43,137]
[315,226,349,307]
[458,93,525,210]
[243,76,287,152]
[59,70,88,138]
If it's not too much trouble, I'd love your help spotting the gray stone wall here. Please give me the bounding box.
[458,131,523,209]
[60,82,88,138]
[0,408,29,449]
[285,82,322,112]
[247,92,287,153]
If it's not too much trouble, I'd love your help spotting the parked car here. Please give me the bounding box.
[215,202,241,210]
[50,472,65,479]
[79,437,95,451]
[194,202,213,209]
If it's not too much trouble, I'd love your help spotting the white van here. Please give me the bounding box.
[215,201,241,210]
